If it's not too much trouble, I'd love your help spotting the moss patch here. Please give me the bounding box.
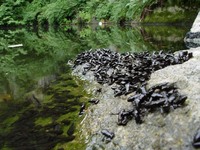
[0,115,19,134]
[35,117,53,127]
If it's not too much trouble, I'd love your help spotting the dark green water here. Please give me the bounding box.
[0,24,191,150]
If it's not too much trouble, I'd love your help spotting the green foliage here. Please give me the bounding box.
[125,0,156,20]
[0,0,26,26]
[23,0,87,25]
[77,11,92,23]
[110,0,128,22]
[95,2,112,20]
[0,27,88,100]
[39,1,79,24]
[22,1,43,25]
[1,0,200,26]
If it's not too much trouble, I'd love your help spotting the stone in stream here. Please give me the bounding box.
[184,12,200,48]
[72,48,198,150]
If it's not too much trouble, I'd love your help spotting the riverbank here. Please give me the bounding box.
[72,47,200,149]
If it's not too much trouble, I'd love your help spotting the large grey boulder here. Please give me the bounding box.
[74,48,200,150]
[184,12,200,48]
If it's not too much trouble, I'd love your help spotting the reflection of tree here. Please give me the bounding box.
[0,25,189,101]
[78,26,156,52]
[141,25,189,51]
[0,28,88,101]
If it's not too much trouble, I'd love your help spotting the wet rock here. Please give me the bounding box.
[193,128,200,148]
[72,48,199,150]
[184,32,200,48]
[148,48,200,149]
[185,32,200,39]
[184,12,200,48]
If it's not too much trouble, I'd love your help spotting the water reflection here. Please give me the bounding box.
[142,24,191,51]
[0,24,190,150]
[0,25,190,100]
[74,24,190,52]
[0,28,86,100]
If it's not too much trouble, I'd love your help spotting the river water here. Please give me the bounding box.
[0,24,191,149]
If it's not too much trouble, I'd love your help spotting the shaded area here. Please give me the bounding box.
[0,67,90,150]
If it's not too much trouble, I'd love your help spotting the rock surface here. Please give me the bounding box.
[73,48,200,150]
[190,12,200,33]
[184,12,200,48]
